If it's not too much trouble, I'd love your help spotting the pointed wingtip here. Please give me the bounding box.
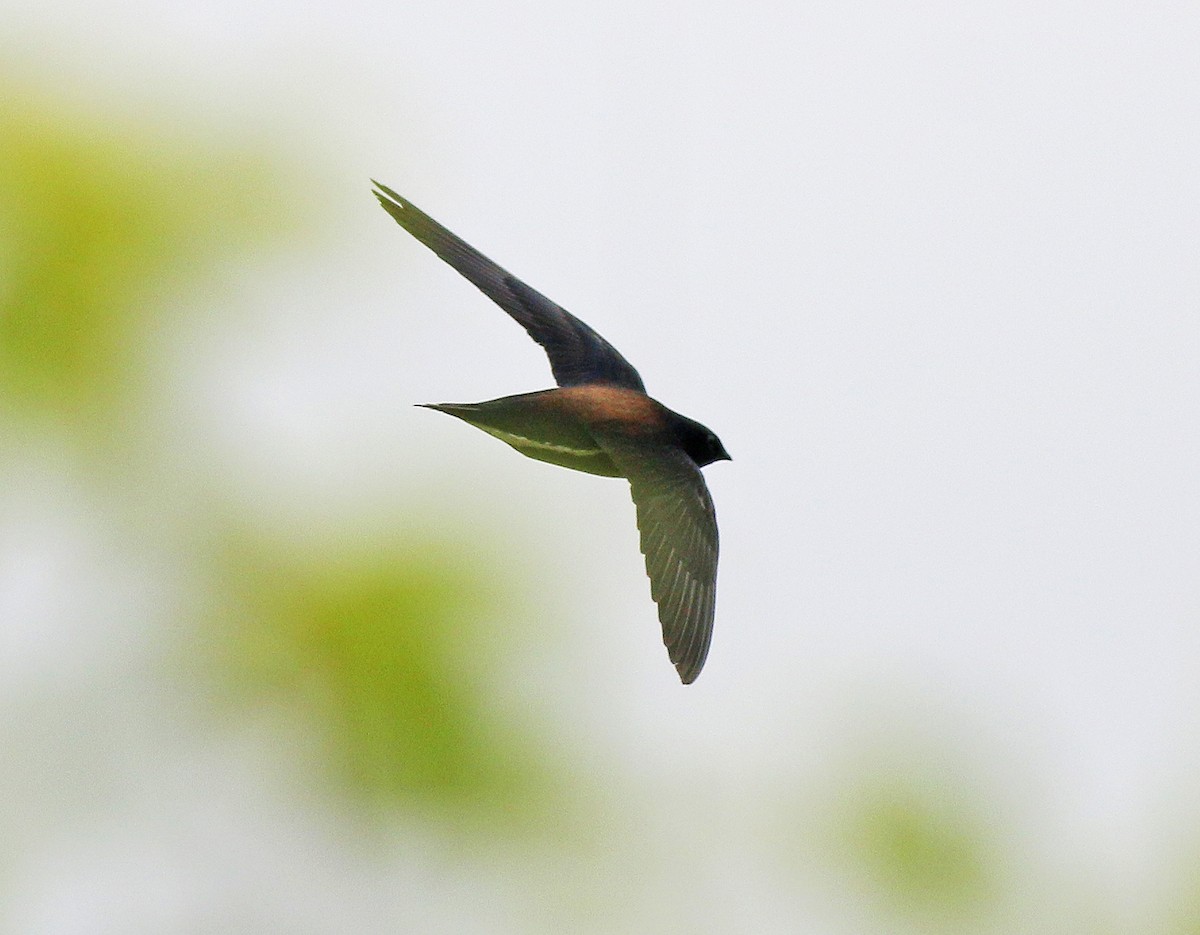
[371,179,406,210]
[675,647,706,683]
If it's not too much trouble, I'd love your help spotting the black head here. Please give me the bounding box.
[673,414,731,468]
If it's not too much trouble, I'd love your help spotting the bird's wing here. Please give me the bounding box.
[593,429,719,684]
[373,182,646,392]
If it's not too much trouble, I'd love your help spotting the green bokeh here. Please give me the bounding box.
[210,528,559,830]
[0,74,566,841]
[834,769,1000,924]
[853,784,990,907]
[0,80,289,439]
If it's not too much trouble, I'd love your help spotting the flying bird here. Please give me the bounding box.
[373,182,730,684]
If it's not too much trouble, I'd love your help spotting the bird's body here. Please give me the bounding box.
[373,182,729,683]
[422,388,634,477]
[424,385,727,479]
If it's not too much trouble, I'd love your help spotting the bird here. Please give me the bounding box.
[373,181,730,684]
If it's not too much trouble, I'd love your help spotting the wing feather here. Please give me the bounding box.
[373,182,646,391]
[593,432,720,684]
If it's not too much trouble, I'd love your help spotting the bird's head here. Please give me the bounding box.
[676,416,731,468]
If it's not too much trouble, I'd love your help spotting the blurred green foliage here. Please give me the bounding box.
[0,76,561,835]
[212,529,557,829]
[851,781,991,910]
[832,767,999,926]
[0,80,289,439]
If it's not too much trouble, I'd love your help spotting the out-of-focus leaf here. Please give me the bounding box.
[849,779,991,908]
[826,767,1000,926]
[0,80,291,438]
[209,528,557,831]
